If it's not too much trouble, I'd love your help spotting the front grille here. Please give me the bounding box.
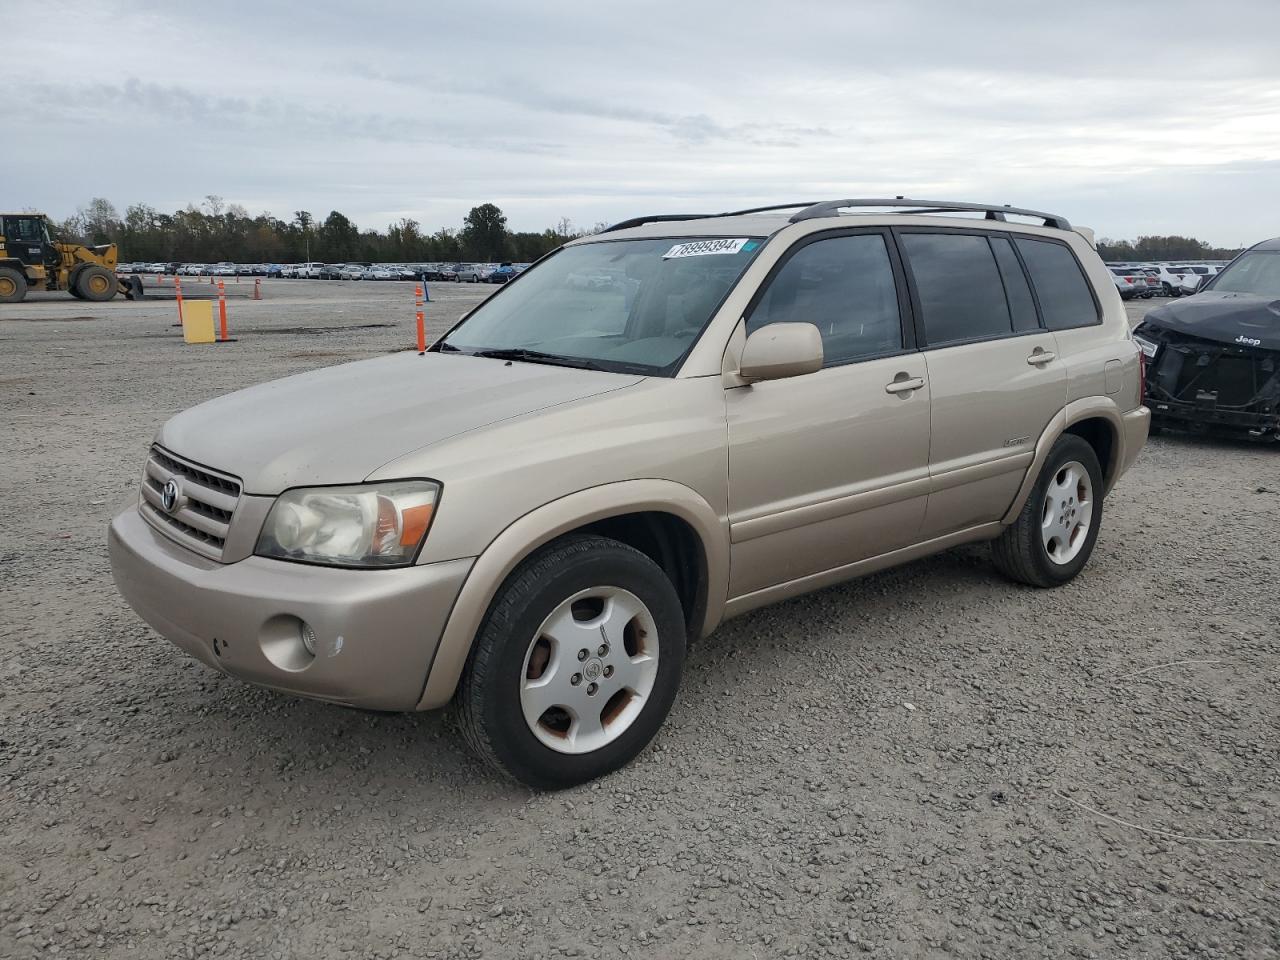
[1144,327,1279,411]
[139,446,242,560]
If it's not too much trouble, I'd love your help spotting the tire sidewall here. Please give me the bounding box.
[1027,436,1104,585]
[473,543,686,789]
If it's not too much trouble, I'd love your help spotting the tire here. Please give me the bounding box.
[457,534,687,789]
[0,265,26,303]
[991,434,1104,588]
[75,264,117,301]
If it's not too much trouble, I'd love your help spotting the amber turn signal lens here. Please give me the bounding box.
[400,503,434,547]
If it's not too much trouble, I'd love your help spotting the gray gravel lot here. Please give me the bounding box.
[1,281,1277,959]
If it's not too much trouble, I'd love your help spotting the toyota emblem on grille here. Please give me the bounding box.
[161,478,181,513]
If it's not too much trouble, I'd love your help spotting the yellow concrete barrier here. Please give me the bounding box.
[182,299,216,344]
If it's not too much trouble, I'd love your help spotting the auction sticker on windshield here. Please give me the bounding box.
[663,238,750,259]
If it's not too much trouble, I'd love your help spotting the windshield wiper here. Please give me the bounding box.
[468,347,607,371]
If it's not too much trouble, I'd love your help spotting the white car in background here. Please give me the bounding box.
[296,262,327,279]
[339,264,366,280]
[1176,265,1222,296]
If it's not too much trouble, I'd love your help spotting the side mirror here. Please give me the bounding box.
[739,322,824,381]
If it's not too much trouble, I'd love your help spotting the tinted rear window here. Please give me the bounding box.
[1014,238,1099,331]
[900,233,1012,345]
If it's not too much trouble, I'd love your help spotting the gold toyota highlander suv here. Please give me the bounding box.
[109,198,1150,788]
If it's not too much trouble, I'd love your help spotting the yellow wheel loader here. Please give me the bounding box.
[0,213,143,304]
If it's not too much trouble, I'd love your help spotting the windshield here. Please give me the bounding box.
[439,236,764,374]
[1210,252,1280,297]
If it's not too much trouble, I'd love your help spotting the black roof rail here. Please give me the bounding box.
[788,198,1072,231]
[602,203,819,234]
[599,213,713,234]
[717,201,823,217]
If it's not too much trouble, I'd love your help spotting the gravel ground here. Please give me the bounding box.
[2,282,1277,959]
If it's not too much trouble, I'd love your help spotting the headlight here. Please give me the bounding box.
[255,480,439,567]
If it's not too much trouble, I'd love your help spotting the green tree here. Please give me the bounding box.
[461,203,508,261]
[319,211,360,260]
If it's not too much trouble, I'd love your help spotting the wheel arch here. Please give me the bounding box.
[1002,399,1127,525]
[416,479,728,710]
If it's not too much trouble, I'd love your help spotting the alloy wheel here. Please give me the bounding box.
[1040,460,1093,565]
[519,586,659,754]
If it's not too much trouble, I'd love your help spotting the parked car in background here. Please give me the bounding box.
[296,263,327,279]
[319,264,346,280]
[109,197,1148,789]
[1176,264,1222,295]
[488,263,532,283]
[488,263,517,283]
[1153,264,1190,295]
[1108,265,1155,299]
[338,264,366,280]
[1112,274,1139,300]
[457,263,496,282]
[211,263,237,277]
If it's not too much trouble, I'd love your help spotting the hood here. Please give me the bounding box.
[157,353,643,493]
[1142,292,1280,350]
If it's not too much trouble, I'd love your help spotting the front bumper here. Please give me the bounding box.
[109,505,473,710]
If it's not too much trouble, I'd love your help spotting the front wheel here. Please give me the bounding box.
[76,264,117,301]
[991,434,1104,588]
[457,535,687,789]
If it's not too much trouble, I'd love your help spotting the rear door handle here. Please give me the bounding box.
[1027,350,1056,366]
[885,376,925,395]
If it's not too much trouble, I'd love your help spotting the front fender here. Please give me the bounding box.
[416,479,728,710]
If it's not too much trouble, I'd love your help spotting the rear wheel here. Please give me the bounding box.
[0,266,27,303]
[457,535,686,789]
[75,264,117,301]
[992,434,1104,588]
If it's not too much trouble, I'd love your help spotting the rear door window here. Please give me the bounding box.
[898,233,1013,346]
[1015,238,1100,331]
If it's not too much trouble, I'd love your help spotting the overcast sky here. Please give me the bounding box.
[6,0,1279,246]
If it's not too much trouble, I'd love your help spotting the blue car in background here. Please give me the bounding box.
[488,262,530,283]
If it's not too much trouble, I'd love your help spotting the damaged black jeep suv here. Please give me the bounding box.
[1135,236,1280,441]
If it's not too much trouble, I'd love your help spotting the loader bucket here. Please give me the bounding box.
[122,275,145,300]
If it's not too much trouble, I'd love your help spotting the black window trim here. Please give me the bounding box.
[1009,233,1104,332]
[892,225,1102,349]
[740,225,919,370]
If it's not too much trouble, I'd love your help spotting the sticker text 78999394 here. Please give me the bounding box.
[662,238,750,260]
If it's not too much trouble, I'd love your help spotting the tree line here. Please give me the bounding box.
[1095,234,1244,262]
[54,197,1245,266]
[55,197,600,265]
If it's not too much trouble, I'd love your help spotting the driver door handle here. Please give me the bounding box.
[884,376,925,395]
[1027,349,1056,366]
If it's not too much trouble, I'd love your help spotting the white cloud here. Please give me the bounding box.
[4,0,1279,245]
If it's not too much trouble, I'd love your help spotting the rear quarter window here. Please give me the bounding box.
[1014,238,1100,331]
